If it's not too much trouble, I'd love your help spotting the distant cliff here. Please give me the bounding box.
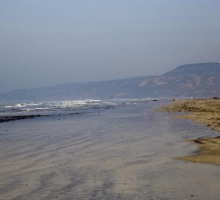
[1,62,220,100]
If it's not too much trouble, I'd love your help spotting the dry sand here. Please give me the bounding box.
[158,99,220,166]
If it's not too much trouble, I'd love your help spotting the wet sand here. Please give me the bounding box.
[0,114,49,123]
[1,102,220,199]
[158,99,220,166]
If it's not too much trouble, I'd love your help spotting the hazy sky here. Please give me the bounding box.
[1,0,220,92]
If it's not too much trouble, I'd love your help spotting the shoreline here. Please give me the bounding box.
[1,101,220,199]
[158,99,220,166]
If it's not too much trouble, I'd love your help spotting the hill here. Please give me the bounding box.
[1,62,220,100]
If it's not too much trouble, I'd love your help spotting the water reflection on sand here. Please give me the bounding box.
[0,102,220,200]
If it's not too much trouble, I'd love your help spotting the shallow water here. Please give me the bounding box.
[0,101,220,200]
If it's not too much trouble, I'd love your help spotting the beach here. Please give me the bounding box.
[158,99,220,166]
[0,100,220,199]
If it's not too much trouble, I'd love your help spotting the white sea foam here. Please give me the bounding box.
[0,99,152,118]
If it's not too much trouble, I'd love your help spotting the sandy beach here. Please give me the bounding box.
[1,101,220,199]
[158,99,220,166]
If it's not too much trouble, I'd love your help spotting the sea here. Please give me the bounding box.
[0,99,153,121]
[0,98,220,200]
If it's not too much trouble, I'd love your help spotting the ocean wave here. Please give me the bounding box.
[0,98,158,121]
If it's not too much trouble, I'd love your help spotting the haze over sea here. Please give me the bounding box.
[1,0,220,199]
[1,98,220,199]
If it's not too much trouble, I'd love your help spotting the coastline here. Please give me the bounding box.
[1,101,220,199]
[158,99,220,166]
